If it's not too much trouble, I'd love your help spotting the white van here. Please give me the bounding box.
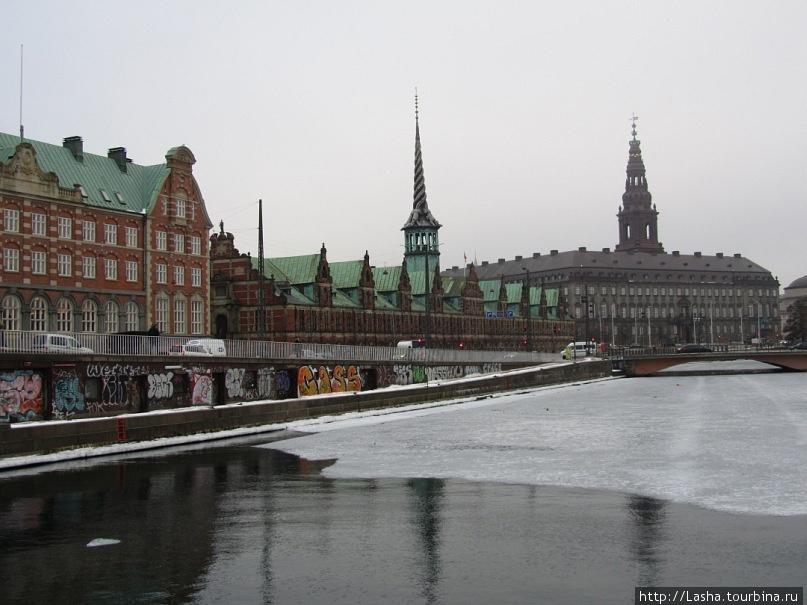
[168,338,227,357]
[31,333,94,354]
[561,341,596,359]
[395,339,427,360]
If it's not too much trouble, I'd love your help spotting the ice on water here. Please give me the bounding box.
[267,368,807,516]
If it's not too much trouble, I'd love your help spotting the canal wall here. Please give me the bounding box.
[0,360,610,460]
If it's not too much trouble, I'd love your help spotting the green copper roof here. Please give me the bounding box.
[0,132,169,214]
[373,266,401,292]
[268,254,319,284]
[330,260,364,289]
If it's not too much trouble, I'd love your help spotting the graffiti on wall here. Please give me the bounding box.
[225,368,246,399]
[392,363,502,385]
[148,372,174,400]
[53,369,86,419]
[274,371,293,399]
[1,371,44,422]
[257,367,274,399]
[191,372,212,406]
[297,364,362,397]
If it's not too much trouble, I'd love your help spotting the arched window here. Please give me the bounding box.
[82,300,98,333]
[30,297,48,331]
[1,296,21,331]
[105,300,119,334]
[56,299,74,332]
[125,301,140,331]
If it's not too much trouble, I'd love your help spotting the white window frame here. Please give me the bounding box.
[156,295,169,334]
[31,250,47,274]
[191,298,203,334]
[4,208,20,232]
[191,267,202,287]
[30,297,48,331]
[156,263,167,284]
[125,260,138,282]
[31,213,46,236]
[83,255,96,279]
[2,296,21,331]
[191,236,201,256]
[105,300,119,334]
[3,247,19,272]
[56,299,74,332]
[174,265,185,286]
[125,301,139,331]
[105,258,118,281]
[173,297,187,334]
[83,220,96,242]
[58,253,72,277]
[173,233,184,253]
[156,231,167,251]
[105,223,117,245]
[58,216,72,239]
[81,300,98,333]
[125,226,138,248]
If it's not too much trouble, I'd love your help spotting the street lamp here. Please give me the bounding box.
[522,266,531,351]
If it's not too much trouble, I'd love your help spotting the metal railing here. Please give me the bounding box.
[0,330,562,365]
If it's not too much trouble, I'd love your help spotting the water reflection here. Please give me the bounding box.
[408,478,445,604]
[0,438,804,605]
[625,494,668,587]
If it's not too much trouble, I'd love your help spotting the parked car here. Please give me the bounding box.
[31,333,93,354]
[676,344,712,353]
[789,342,807,350]
[561,341,597,359]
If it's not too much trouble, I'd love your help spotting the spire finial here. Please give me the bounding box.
[415,87,419,123]
[630,113,639,140]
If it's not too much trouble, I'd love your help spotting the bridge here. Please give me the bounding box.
[611,349,807,376]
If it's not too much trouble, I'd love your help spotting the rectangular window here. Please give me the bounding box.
[58,253,72,276]
[3,248,19,272]
[629,286,634,296]
[125,226,138,248]
[31,250,46,274]
[125,303,139,331]
[174,265,185,286]
[83,255,96,279]
[125,260,138,282]
[4,208,20,232]
[105,224,117,245]
[156,297,168,333]
[32,213,46,236]
[156,263,167,284]
[58,216,72,239]
[191,236,201,256]
[174,298,186,334]
[156,231,167,250]
[191,267,202,287]
[191,299,203,334]
[176,198,186,218]
[173,233,184,253]
[105,258,117,280]
[83,220,96,242]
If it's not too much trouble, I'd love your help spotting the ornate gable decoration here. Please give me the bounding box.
[0,143,77,200]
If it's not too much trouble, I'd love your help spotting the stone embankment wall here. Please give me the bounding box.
[0,360,610,460]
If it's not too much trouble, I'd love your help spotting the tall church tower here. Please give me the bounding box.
[402,93,441,275]
[615,116,664,253]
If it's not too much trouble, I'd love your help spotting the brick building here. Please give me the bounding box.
[443,118,780,347]
[209,102,571,351]
[0,132,212,336]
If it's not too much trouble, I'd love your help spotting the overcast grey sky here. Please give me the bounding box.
[3,1,805,288]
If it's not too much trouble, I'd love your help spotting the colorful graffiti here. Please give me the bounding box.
[297,365,362,397]
[53,369,86,419]
[191,372,212,406]
[392,363,502,385]
[1,371,44,422]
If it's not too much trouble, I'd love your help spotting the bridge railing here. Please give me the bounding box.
[0,330,562,365]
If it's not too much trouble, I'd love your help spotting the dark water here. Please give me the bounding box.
[0,434,804,605]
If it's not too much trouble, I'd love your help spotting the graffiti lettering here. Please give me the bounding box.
[147,372,174,399]
[191,372,212,406]
[87,364,141,378]
[257,367,274,399]
[225,368,245,398]
[53,370,86,419]
[298,365,362,397]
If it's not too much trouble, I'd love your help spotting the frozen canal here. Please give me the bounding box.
[268,368,807,516]
[1,367,805,604]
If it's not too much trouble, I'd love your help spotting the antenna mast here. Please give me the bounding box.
[19,44,24,142]
[257,199,266,339]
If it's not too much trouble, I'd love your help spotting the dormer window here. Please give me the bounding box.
[100,189,112,203]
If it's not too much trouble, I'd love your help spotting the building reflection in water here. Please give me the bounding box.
[408,478,445,605]
[625,494,668,587]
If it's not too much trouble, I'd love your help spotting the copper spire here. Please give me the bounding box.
[403,90,441,229]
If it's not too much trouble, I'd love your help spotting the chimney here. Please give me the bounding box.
[578,246,587,252]
[63,136,83,162]
[532,252,541,258]
[108,147,128,173]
